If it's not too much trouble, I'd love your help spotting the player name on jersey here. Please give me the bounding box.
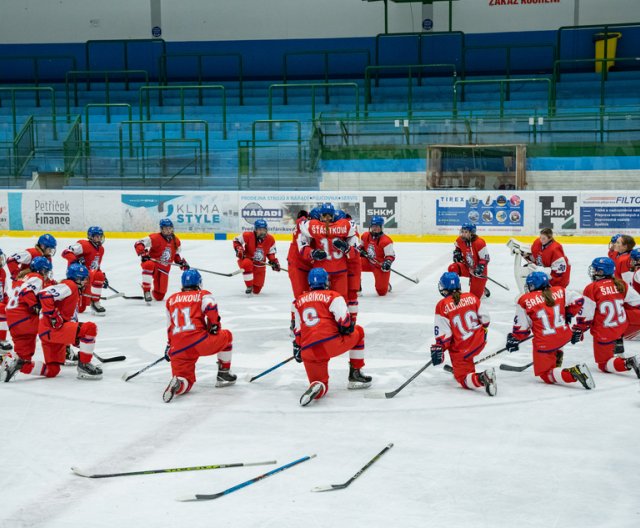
[442,295,477,315]
[167,292,204,306]
[295,291,333,306]
[522,289,566,310]
[308,223,350,237]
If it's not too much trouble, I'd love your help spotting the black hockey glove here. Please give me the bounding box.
[102,276,109,289]
[381,259,392,272]
[571,328,584,345]
[332,238,349,253]
[140,253,151,263]
[164,343,171,362]
[430,344,444,366]
[453,247,463,263]
[75,256,86,266]
[235,247,244,259]
[270,260,281,272]
[338,321,355,336]
[473,263,486,277]
[506,333,520,353]
[311,249,327,261]
[177,258,190,271]
[358,246,368,258]
[293,342,302,363]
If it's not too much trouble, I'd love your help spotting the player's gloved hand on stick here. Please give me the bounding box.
[50,311,64,329]
[571,328,584,344]
[565,312,574,325]
[338,321,355,336]
[332,238,349,253]
[208,323,219,335]
[430,344,444,366]
[358,246,368,258]
[75,256,85,265]
[177,258,190,271]
[311,249,327,261]
[164,343,171,362]
[381,259,392,272]
[474,263,486,277]
[235,247,244,259]
[453,247,463,263]
[270,260,281,272]
[140,252,151,263]
[506,333,520,353]
[293,342,302,363]
[103,276,109,289]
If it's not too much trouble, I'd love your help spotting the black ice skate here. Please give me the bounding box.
[90,300,106,316]
[348,365,372,390]
[299,381,325,407]
[143,290,153,304]
[163,376,184,403]
[216,364,237,387]
[477,367,497,396]
[245,287,253,295]
[0,355,25,382]
[568,363,595,390]
[77,361,103,380]
[484,288,491,298]
[0,340,13,352]
[65,345,78,366]
[624,356,640,379]
[614,338,625,355]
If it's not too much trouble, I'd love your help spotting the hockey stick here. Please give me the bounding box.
[71,459,277,479]
[476,274,510,291]
[268,262,288,273]
[366,361,433,399]
[500,361,533,372]
[311,443,393,492]
[441,336,533,373]
[248,356,296,382]
[152,259,242,278]
[106,285,144,301]
[390,267,419,284]
[122,356,165,382]
[176,454,316,502]
[364,253,419,284]
[94,352,126,363]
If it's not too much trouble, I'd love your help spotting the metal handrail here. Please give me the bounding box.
[138,85,226,139]
[84,103,133,142]
[282,49,371,104]
[462,43,556,78]
[65,70,148,115]
[0,87,57,138]
[158,52,244,105]
[557,22,639,63]
[63,115,82,175]
[13,116,35,178]
[268,82,359,122]
[85,38,166,83]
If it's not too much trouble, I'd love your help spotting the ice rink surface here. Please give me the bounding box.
[1,237,639,528]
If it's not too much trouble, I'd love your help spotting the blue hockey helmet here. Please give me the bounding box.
[438,272,461,297]
[334,209,347,221]
[630,248,640,267]
[610,233,622,244]
[67,262,89,283]
[589,257,615,281]
[159,218,174,229]
[308,267,329,290]
[309,207,321,220]
[181,269,202,289]
[254,219,268,230]
[37,233,57,255]
[460,223,477,235]
[525,271,550,292]
[30,256,52,274]
[87,226,105,245]
[318,202,335,220]
[370,215,385,228]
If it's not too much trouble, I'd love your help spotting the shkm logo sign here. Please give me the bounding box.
[538,195,577,230]
[363,196,398,228]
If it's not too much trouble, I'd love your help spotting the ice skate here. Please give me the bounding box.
[624,356,640,379]
[568,363,595,390]
[245,287,253,295]
[0,340,13,352]
[0,355,25,382]
[65,345,78,366]
[76,361,103,380]
[614,338,625,355]
[143,290,152,304]
[348,365,372,390]
[163,376,184,403]
[299,381,325,407]
[388,283,393,293]
[478,367,497,396]
[216,364,237,387]
[90,300,106,316]
[484,288,491,298]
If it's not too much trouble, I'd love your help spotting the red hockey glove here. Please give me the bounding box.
[50,311,64,329]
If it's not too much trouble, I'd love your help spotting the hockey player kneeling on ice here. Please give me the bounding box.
[571,257,640,379]
[292,267,370,407]
[430,272,496,396]
[359,215,395,297]
[233,219,280,295]
[506,271,594,389]
[0,248,13,352]
[1,257,55,382]
[448,223,490,300]
[163,269,235,403]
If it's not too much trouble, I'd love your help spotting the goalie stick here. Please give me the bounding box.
[311,443,393,492]
[94,352,126,363]
[247,355,295,382]
[176,454,316,502]
[152,259,242,278]
[71,460,276,479]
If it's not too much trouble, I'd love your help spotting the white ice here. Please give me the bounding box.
[1,237,639,528]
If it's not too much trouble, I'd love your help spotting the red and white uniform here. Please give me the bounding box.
[234,231,278,294]
[292,288,365,399]
[165,289,233,394]
[448,236,489,300]
[360,231,395,297]
[574,279,629,373]
[345,221,361,321]
[512,287,582,384]
[7,248,52,285]
[298,219,358,298]
[62,240,106,312]
[135,233,184,301]
[614,252,634,285]
[433,292,489,389]
[529,238,571,288]
[0,267,9,344]
[287,217,313,298]
[32,280,97,378]
[6,273,49,375]
[632,269,640,296]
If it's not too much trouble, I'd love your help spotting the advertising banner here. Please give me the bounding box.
[0,191,8,231]
[579,192,640,235]
[361,194,399,231]
[8,191,85,231]
[535,192,578,233]
[120,192,238,233]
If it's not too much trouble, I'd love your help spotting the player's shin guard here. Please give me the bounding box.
[541,368,576,385]
[77,322,97,364]
[599,357,629,374]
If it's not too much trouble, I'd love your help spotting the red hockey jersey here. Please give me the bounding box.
[529,238,571,287]
[360,232,395,265]
[62,240,104,271]
[298,218,357,273]
[454,236,490,273]
[292,289,351,351]
[38,279,82,328]
[233,231,277,264]
[135,233,183,266]
[166,289,221,349]
[433,292,489,356]
[575,279,628,344]
[7,247,52,280]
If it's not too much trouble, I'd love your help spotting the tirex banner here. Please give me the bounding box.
[120,193,238,233]
[238,193,360,234]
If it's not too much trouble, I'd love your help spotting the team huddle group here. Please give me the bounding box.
[1,205,639,406]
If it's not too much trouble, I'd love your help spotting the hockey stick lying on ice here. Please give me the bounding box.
[122,356,165,382]
[106,285,144,300]
[176,454,316,502]
[71,459,277,479]
[500,361,533,372]
[247,356,295,382]
[152,259,242,278]
[475,274,510,291]
[365,360,433,399]
[443,335,534,373]
[311,443,393,492]
[94,352,126,363]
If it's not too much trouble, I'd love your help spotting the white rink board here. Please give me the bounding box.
[3,190,640,236]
